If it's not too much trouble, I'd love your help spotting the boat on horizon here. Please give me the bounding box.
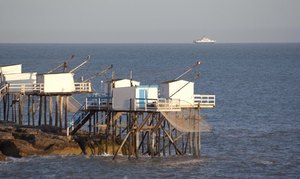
[193,37,216,44]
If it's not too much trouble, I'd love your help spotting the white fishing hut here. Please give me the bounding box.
[0,64,22,75]
[0,64,22,83]
[0,64,37,93]
[37,73,76,94]
[159,79,195,107]
[112,85,158,111]
[104,79,140,97]
[4,73,37,93]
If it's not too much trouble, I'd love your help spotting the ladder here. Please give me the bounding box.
[69,104,95,135]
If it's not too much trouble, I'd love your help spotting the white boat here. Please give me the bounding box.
[193,37,216,44]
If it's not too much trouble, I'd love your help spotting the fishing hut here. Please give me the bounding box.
[0,56,92,129]
[67,61,216,159]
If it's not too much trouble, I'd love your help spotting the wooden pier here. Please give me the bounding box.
[0,61,216,159]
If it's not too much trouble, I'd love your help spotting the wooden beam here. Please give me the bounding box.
[113,130,133,160]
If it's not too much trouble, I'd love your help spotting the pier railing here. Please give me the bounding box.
[83,95,215,111]
[85,94,112,110]
[193,94,216,108]
[74,82,92,93]
[134,98,158,111]
[156,98,181,111]
[7,83,44,93]
[6,82,92,94]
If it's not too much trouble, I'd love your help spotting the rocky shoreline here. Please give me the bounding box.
[0,121,120,161]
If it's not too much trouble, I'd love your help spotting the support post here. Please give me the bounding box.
[3,94,7,121]
[19,94,23,126]
[135,113,139,159]
[59,96,63,130]
[55,96,59,127]
[64,96,68,129]
[151,131,155,158]
[32,96,35,126]
[27,95,30,127]
[44,96,47,125]
[49,96,53,126]
[38,96,42,126]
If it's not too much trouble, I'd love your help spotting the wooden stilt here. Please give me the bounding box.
[135,113,139,159]
[44,96,47,125]
[198,128,201,157]
[151,131,155,158]
[49,96,53,126]
[38,96,42,126]
[12,95,16,123]
[55,96,59,127]
[147,114,151,155]
[182,132,185,154]
[93,113,96,135]
[163,120,166,156]
[175,128,178,155]
[27,95,30,127]
[19,94,23,126]
[105,111,110,155]
[64,96,68,129]
[188,132,192,154]
[59,96,63,130]
[32,96,35,126]
[3,94,7,121]
[157,126,161,156]
[193,132,196,157]
[169,122,172,156]
[6,95,10,121]
[111,112,116,153]
[89,118,91,135]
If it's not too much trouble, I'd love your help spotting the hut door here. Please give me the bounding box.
[139,89,148,108]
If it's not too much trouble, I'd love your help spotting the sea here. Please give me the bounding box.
[0,43,299,178]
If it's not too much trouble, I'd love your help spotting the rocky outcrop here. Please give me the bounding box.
[0,121,124,161]
[0,121,82,161]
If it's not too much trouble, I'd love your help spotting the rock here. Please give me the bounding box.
[12,132,36,144]
[0,122,121,160]
[15,127,39,135]
[0,131,14,140]
[0,139,41,158]
[0,151,6,161]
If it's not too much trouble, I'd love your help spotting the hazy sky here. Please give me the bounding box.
[0,0,299,43]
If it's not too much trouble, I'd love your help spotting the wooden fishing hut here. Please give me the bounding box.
[68,61,216,159]
[0,63,92,129]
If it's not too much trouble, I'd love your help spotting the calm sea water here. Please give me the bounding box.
[0,43,300,178]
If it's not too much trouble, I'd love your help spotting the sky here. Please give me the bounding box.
[0,0,299,43]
